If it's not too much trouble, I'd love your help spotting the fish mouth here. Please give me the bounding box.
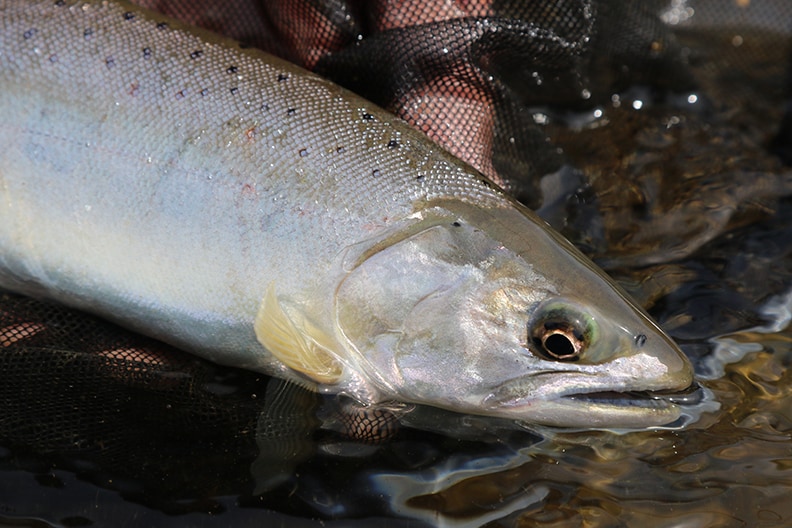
[564,382,705,408]
[487,379,705,428]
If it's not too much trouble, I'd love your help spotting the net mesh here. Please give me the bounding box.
[0,291,265,443]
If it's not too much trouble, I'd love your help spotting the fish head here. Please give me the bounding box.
[335,200,694,428]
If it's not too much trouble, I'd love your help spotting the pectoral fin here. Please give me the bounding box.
[254,284,343,384]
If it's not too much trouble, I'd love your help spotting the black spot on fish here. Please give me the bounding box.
[230,87,239,95]
[452,221,461,227]
[362,112,374,121]
[260,102,269,111]
[635,334,647,348]
[387,139,400,149]
[142,47,151,59]
[277,73,289,82]
[372,169,381,177]
[123,12,135,21]
[175,90,186,99]
[287,108,296,116]
[479,178,491,188]
[299,148,309,157]
[336,146,346,154]
[227,65,238,74]
[48,54,58,63]
[23,28,37,40]
[200,88,209,97]
[190,50,203,60]
[54,0,66,7]
[416,174,425,181]
[105,56,115,69]
[156,22,169,31]
[83,28,93,39]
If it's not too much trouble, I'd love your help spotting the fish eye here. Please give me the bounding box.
[528,301,598,361]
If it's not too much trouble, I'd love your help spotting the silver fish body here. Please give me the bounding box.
[0,0,693,427]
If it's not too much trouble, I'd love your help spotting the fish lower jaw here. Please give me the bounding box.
[563,389,673,408]
[486,386,697,428]
[561,379,706,408]
[542,389,682,417]
[542,397,681,429]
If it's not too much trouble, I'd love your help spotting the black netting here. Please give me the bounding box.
[0,292,252,456]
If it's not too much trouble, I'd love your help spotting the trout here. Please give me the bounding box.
[0,0,693,427]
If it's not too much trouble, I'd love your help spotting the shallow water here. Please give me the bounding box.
[3,9,792,528]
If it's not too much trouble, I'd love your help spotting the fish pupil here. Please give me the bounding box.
[544,332,576,357]
[532,321,585,361]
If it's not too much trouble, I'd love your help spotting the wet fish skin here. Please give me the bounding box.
[0,0,693,427]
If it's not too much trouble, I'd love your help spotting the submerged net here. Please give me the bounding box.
[0,292,265,503]
[2,0,792,517]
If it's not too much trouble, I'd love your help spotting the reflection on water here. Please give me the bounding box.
[4,8,792,528]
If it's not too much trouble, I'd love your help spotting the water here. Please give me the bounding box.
[3,14,792,528]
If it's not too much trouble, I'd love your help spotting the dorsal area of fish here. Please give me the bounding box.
[0,0,693,428]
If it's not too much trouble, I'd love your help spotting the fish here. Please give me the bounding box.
[0,0,693,428]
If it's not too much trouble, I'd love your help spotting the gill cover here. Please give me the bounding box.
[334,210,556,404]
